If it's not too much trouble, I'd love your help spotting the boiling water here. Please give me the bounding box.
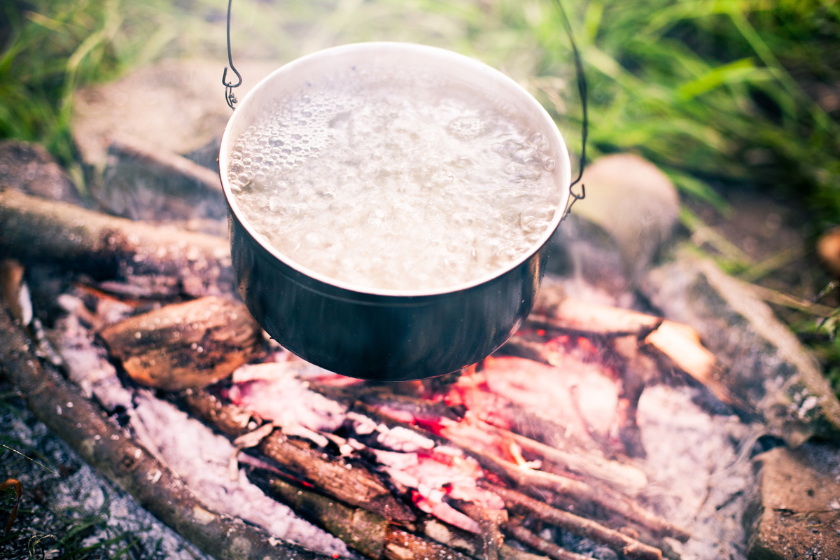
[229,74,561,291]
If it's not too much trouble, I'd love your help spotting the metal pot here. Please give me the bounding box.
[220,42,571,381]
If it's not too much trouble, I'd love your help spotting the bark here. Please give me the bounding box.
[485,484,666,560]
[0,188,233,297]
[384,529,472,560]
[501,522,595,560]
[100,297,261,390]
[182,389,416,525]
[267,476,389,559]
[0,305,325,560]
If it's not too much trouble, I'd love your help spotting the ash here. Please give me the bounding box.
[0,385,208,560]
[637,384,758,560]
[130,392,353,558]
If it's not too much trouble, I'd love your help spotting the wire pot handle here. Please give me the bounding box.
[221,0,587,210]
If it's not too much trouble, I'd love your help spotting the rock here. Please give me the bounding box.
[641,248,840,446]
[73,58,278,167]
[0,140,81,203]
[568,153,680,282]
[817,225,840,278]
[744,443,840,560]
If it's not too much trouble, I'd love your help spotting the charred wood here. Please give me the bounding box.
[486,484,667,560]
[0,188,233,297]
[456,438,685,543]
[182,389,416,525]
[0,305,325,560]
[100,297,261,390]
[501,521,595,560]
[267,476,389,559]
[100,135,226,222]
[529,288,749,413]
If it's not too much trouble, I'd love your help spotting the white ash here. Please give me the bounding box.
[228,361,347,431]
[1,394,206,560]
[130,393,352,558]
[52,466,203,560]
[48,299,133,412]
[637,384,758,560]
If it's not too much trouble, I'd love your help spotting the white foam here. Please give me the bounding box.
[231,74,560,291]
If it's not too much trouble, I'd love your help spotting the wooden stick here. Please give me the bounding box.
[501,521,595,560]
[267,476,389,559]
[486,484,664,560]
[182,389,416,525]
[100,297,262,390]
[355,396,687,542]
[108,135,223,195]
[0,305,324,560]
[0,188,233,297]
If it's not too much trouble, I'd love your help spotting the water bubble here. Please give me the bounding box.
[269,137,284,147]
[543,158,556,171]
[447,116,485,140]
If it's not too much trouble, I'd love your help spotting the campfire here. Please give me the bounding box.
[1,138,838,560]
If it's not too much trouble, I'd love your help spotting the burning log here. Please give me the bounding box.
[266,476,484,560]
[0,188,233,297]
[530,287,748,412]
[100,296,262,390]
[0,304,326,560]
[357,392,686,542]
[182,388,416,525]
[485,484,665,560]
[446,428,686,542]
[266,465,548,560]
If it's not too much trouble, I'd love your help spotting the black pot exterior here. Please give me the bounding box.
[230,211,549,381]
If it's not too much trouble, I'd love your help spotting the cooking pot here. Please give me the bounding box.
[220,42,572,381]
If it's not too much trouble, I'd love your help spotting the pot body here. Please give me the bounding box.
[221,42,571,380]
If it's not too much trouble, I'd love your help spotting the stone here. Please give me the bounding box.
[73,58,278,167]
[641,248,840,446]
[817,225,840,278]
[745,443,840,560]
[568,153,680,282]
[0,140,81,203]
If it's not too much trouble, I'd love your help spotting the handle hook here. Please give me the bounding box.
[222,0,242,110]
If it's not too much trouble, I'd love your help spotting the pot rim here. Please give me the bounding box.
[220,41,572,298]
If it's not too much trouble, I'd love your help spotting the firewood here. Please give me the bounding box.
[109,135,224,195]
[100,297,261,390]
[385,528,473,560]
[267,476,389,559]
[529,288,749,412]
[0,304,325,560]
[486,484,665,560]
[450,433,687,543]
[100,135,226,222]
[501,520,595,560]
[479,423,648,497]
[182,389,417,525]
[0,188,233,297]
[643,320,748,411]
[354,395,687,542]
[269,474,548,560]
